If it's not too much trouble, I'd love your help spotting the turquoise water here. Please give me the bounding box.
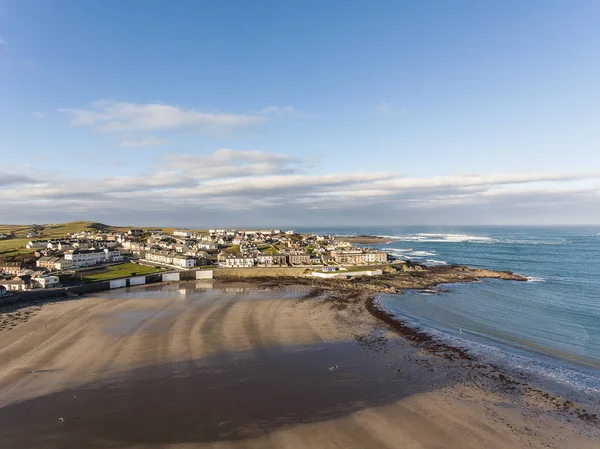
[300,226,600,398]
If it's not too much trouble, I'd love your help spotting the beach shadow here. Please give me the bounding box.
[0,340,452,448]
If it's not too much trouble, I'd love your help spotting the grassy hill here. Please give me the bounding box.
[0,221,110,238]
[0,221,209,261]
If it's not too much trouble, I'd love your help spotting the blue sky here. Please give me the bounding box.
[1,0,600,226]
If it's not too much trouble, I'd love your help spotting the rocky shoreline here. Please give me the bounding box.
[0,264,524,329]
[335,235,397,244]
[218,263,527,294]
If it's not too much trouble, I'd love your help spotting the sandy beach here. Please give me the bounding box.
[0,281,598,448]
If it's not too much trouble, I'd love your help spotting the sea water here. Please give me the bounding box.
[299,226,600,400]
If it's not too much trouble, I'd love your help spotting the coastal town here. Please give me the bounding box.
[0,223,390,293]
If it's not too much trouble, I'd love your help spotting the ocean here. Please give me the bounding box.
[299,226,600,400]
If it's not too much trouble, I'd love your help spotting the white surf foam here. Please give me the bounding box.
[407,250,437,257]
[377,233,565,245]
[378,233,495,243]
[424,259,448,265]
[384,249,413,259]
[377,298,600,400]
[526,276,546,282]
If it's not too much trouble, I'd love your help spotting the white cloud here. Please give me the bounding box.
[60,100,267,134]
[162,148,299,179]
[120,136,168,148]
[0,173,37,187]
[370,172,600,191]
[260,105,310,118]
[1,149,599,225]
[261,105,296,115]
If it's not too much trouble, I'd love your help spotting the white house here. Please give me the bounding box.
[105,248,124,263]
[26,240,48,249]
[224,256,255,268]
[55,258,73,270]
[32,275,60,289]
[172,255,197,268]
[363,251,388,263]
[47,240,69,250]
[64,248,122,267]
[36,256,73,271]
[257,253,273,265]
[173,230,193,238]
[64,249,105,267]
[145,250,175,265]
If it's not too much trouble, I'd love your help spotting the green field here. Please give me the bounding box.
[0,238,35,258]
[257,244,280,254]
[81,263,164,282]
[0,220,212,262]
[221,244,241,255]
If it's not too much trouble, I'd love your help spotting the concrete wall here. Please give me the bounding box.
[146,273,163,284]
[213,267,307,278]
[128,276,146,286]
[311,269,383,278]
[0,270,196,309]
[68,282,111,294]
[110,279,127,289]
[162,272,180,282]
[311,272,338,278]
[0,289,68,306]
[196,270,213,279]
[179,270,196,281]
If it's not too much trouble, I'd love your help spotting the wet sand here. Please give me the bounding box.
[0,281,598,448]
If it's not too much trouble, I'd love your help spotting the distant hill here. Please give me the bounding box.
[0,221,113,242]
[38,221,114,237]
[0,221,119,261]
[0,221,210,262]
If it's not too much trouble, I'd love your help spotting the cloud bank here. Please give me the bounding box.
[1,149,599,226]
[59,100,278,147]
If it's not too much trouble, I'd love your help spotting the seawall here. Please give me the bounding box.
[213,267,308,278]
[0,269,214,307]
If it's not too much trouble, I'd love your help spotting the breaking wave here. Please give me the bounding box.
[407,250,437,257]
[379,233,495,243]
[377,233,566,245]
[526,276,546,282]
